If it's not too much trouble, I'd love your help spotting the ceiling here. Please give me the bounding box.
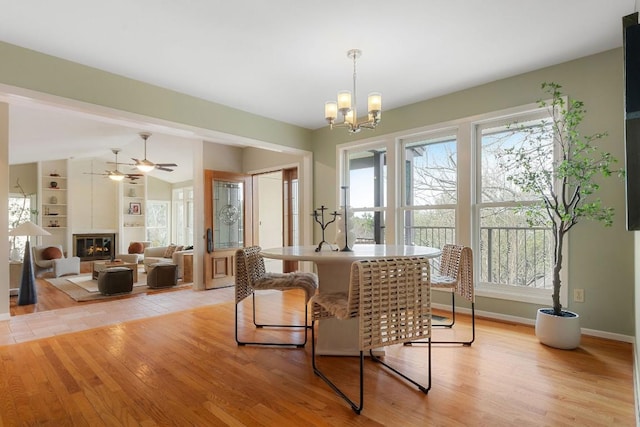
[0,0,637,181]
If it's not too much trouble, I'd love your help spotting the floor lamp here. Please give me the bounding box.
[8,221,51,306]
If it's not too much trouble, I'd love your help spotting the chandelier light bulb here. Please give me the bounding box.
[368,92,382,113]
[325,101,338,121]
[337,91,352,112]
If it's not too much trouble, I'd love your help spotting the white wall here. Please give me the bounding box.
[69,158,117,233]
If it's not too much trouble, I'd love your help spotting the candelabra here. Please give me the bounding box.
[312,205,339,252]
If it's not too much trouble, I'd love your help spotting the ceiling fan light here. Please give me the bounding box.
[109,172,125,181]
[136,161,155,173]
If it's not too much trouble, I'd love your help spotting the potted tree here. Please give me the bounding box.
[498,82,623,349]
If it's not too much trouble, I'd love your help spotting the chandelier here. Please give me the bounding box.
[324,49,382,133]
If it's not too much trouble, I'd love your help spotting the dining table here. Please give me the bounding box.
[260,244,441,356]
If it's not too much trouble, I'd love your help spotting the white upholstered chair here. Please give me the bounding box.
[32,245,81,278]
[116,241,151,264]
[310,257,432,414]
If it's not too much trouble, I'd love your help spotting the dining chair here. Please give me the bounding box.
[310,257,432,414]
[235,245,318,347]
[408,244,475,346]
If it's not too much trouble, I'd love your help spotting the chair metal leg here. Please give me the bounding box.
[311,321,431,414]
[235,292,310,348]
[432,292,456,328]
[311,321,363,414]
[406,302,475,346]
[369,340,431,393]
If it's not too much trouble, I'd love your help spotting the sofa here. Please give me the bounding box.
[143,245,192,279]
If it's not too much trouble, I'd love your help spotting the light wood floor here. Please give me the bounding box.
[0,284,635,426]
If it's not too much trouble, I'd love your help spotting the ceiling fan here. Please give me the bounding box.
[130,132,178,172]
[91,148,144,182]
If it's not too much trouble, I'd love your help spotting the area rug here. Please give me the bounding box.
[46,273,191,302]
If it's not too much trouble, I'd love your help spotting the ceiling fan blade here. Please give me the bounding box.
[156,166,174,172]
[156,163,178,167]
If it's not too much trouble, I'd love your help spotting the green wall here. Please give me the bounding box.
[0,41,312,152]
[311,48,634,336]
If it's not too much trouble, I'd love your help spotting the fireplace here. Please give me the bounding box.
[73,233,116,261]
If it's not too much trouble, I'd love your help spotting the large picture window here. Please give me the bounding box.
[339,102,562,305]
[474,112,558,304]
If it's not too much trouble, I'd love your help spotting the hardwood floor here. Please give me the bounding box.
[9,263,187,316]
[0,288,635,425]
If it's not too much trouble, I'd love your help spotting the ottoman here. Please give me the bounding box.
[97,267,134,295]
[147,263,178,288]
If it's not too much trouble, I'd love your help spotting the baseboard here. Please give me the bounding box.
[431,302,635,343]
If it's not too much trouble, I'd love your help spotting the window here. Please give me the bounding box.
[8,193,36,259]
[475,113,557,304]
[339,101,561,304]
[146,201,170,246]
[346,147,387,243]
[401,132,457,250]
[172,187,194,246]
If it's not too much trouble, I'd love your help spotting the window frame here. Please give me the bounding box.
[337,100,567,306]
[471,104,568,306]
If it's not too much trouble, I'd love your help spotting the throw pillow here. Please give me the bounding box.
[128,242,144,254]
[163,244,178,258]
[41,246,63,260]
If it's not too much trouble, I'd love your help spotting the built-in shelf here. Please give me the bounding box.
[39,160,70,249]
[120,179,147,251]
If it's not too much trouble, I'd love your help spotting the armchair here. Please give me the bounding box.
[32,245,81,278]
[116,241,151,264]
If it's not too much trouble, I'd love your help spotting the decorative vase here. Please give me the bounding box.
[50,181,58,188]
[535,308,581,350]
[128,188,136,197]
[49,195,58,204]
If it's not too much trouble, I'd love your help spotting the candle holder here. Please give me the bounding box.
[339,186,353,252]
[312,205,339,252]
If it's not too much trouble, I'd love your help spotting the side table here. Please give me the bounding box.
[182,253,193,283]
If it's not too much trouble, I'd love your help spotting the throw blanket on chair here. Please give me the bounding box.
[254,272,318,303]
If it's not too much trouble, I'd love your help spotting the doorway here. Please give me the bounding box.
[254,167,298,273]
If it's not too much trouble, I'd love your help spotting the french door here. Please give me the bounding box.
[203,170,253,289]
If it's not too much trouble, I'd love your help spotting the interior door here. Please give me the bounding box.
[204,170,253,289]
[256,171,283,273]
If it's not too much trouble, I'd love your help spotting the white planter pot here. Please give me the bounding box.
[535,308,581,350]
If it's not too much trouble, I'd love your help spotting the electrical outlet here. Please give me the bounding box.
[573,288,585,303]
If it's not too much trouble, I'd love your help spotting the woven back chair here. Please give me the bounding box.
[310,257,432,414]
[235,246,318,348]
[411,244,474,346]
